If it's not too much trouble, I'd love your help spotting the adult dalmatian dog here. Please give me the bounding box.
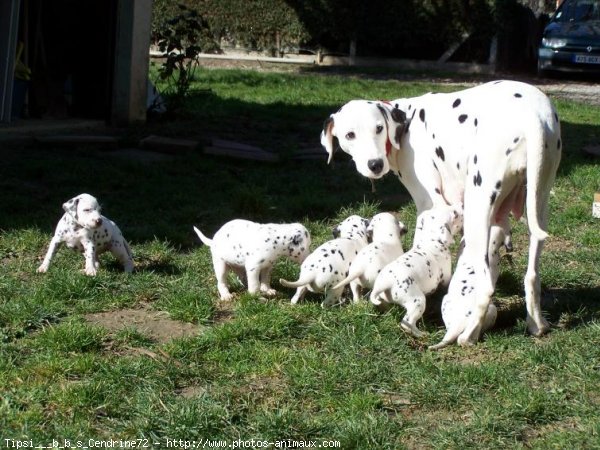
[321,80,562,346]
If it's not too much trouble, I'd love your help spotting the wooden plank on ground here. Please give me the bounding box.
[139,135,199,153]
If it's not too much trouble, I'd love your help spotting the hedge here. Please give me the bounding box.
[152,0,557,67]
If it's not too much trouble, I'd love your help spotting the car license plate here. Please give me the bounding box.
[574,54,600,64]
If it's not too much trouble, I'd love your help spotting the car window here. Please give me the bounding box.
[554,0,600,22]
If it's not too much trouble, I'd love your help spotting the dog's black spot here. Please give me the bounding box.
[432,133,436,140]
[433,161,439,172]
[453,98,461,108]
[474,118,478,127]
[474,154,478,164]
[435,188,441,195]
[513,137,520,143]
[391,107,406,123]
[495,180,502,189]
[490,191,497,205]
[506,148,512,156]
[514,93,522,98]
[458,114,468,123]
[557,138,562,150]
[456,162,460,170]
[329,264,333,272]
[419,108,425,123]
[435,146,445,161]
[473,171,482,186]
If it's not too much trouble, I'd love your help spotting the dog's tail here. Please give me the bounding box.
[279,274,313,289]
[524,108,560,242]
[331,270,359,291]
[193,226,213,247]
[369,279,392,306]
[429,326,463,350]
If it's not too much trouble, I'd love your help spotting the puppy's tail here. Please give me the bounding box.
[193,226,213,247]
[331,271,359,291]
[369,282,391,306]
[279,274,313,289]
[429,327,462,350]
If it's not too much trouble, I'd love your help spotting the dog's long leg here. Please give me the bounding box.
[259,266,277,296]
[83,241,98,276]
[290,286,307,304]
[37,236,62,273]
[110,240,134,273]
[401,292,426,337]
[213,257,233,300]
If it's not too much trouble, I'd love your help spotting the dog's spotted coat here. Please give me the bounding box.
[322,80,561,345]
[429,225,507,350]
[37,193,134,276]
[194,220,310,301]
[279,215,369,307]
[332,212,407,302]
[369,205,463,337]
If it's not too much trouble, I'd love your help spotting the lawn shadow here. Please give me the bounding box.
[493,270,600,332]
[0,87,411,246]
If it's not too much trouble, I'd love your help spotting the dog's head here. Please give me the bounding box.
[415,204,463,239]
[63,193,103,229]
[368,212,408,242]
[287,225,312,263]
[321,100,409,179]
[332,215,370,241]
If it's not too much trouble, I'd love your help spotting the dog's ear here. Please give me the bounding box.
[398,221,408,236]
[291,232,303,246]
[332,224,340,239]
[62,195,81,218]
[388,106,409,148]
[321,115,339,164]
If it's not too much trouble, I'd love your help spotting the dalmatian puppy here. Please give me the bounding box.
[194,220,310,301]
[37,193,134,276]
[331,212,407,303]
[369,205,463,337]
[322,80,561,345]
[279,215,369,307]
[429,225,507,350]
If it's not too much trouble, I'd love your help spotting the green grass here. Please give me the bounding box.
[1,67,600,448]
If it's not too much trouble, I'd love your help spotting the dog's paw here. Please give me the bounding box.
[260,287,277,297]
[84,267,98,276]
[36,265,48,273]
[527,316,551,337]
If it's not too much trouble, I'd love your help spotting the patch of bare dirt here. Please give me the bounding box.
[85,303,203,344]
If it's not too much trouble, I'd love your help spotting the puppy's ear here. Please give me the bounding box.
[398,221,408,236]
[388,106,409,148]
[321,115,339,164]
[291,232,303,246]
[62,195,81,218]
[332,224,340,239]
